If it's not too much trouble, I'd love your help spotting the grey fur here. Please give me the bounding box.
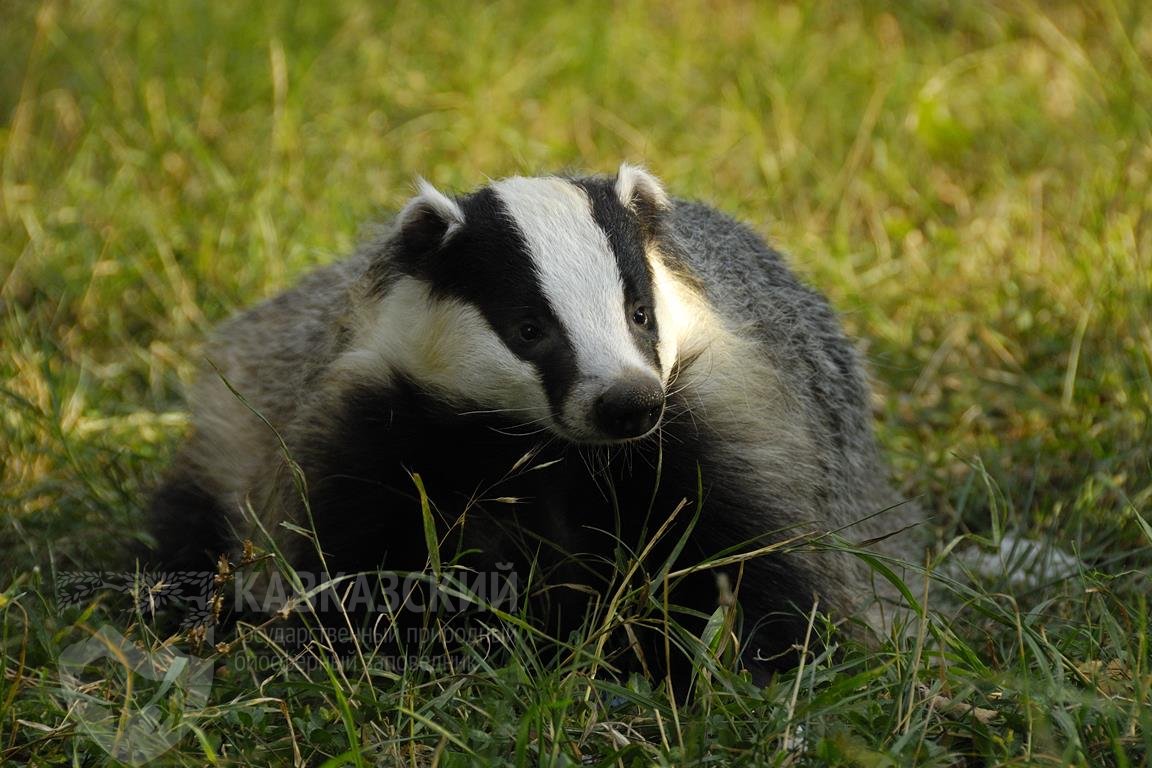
[669,200,902,527]
[659,201,916,624]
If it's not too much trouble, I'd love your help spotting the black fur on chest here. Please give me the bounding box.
[281,378,820,684]
[292,379,703,605]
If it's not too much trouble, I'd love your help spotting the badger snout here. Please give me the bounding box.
[593,374,665,440]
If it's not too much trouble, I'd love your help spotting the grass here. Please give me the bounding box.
[2,0,1151,764]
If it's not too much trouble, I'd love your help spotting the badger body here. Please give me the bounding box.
[151,166,912,681]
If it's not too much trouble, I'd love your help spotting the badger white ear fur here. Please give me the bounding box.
[614,163,670,213]
[396,178,466,252]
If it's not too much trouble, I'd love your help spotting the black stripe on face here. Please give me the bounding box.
[572,178,662,373]
[392,187,580,419]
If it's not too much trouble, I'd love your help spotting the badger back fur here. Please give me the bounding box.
[150,165,914,682]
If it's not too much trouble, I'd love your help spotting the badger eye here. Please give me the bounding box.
[518,322,542,343]
[632,307,651,327]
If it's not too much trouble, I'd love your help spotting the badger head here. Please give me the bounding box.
[351,164,684,444]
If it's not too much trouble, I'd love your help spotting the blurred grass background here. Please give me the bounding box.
[4,0,1150,564]
[2,1,1151,764]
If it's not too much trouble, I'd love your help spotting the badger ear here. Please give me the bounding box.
[614,163,670,224]
[396,178,466,254]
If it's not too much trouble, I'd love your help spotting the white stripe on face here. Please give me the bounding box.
[491,177,651,381]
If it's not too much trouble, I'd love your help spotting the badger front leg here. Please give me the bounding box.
[148,461,237,573]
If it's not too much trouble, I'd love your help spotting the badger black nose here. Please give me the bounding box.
[594,377,665,439]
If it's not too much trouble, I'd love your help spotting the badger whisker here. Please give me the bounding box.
[457,405,552,417]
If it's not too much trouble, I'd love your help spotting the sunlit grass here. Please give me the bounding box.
[2,1,1150,764]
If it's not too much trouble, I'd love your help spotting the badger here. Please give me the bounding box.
[149,164,914,684]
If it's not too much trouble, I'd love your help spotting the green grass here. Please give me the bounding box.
[3,0,1151,764]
